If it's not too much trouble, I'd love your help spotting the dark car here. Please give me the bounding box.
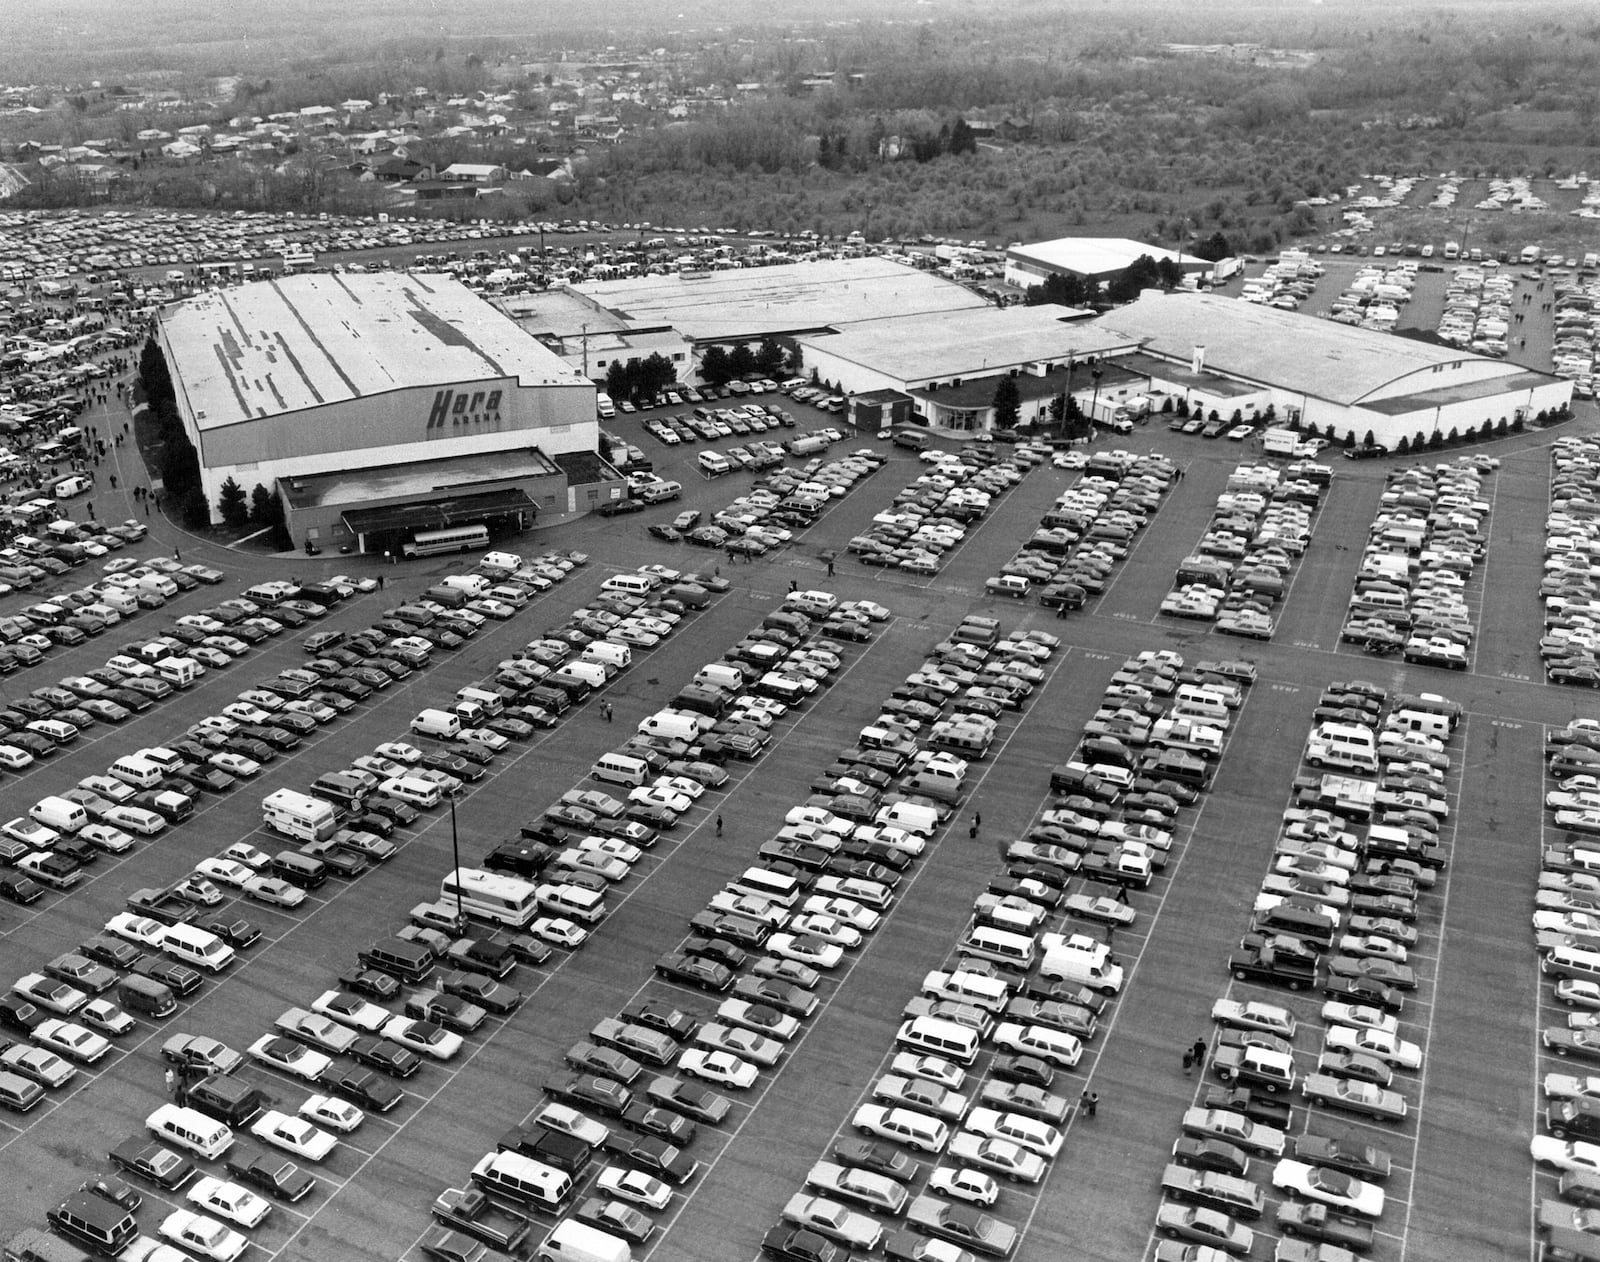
[0,994,46,1034]
[600,1130,698,1184]
[990,1055,1055,1088]
[654,952,734,992]
[110,1138,195,1190]
[622,1100,696,1146]
[197,914,262,949]
[625,1000,699,1043]
[1171,1137,1250,1178]
[317,1065,405,1113]
[223,1146,316,1202]
[0,873,47,904]
[546,1072,632,1118]
[339,970,401,1002]
[347,1036,422,1078]
[833,1138,922,1182]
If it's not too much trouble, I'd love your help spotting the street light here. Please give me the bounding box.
[448,795,463,918]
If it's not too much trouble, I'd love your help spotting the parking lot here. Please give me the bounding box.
[0,378,1593,1262]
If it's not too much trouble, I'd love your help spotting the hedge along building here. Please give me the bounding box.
[155,272,618,554]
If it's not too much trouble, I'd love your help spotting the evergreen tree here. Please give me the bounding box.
[756,337,785,377]
[249,483,280,529]
[700,345,732,387]
[728,343,757,379]
[992,375,1022,430]
[948,118,976,155]
[218,477,249,530]
[605,361,628,403]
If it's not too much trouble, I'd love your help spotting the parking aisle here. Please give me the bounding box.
[1096,457,1226,622]
[1473,447,1556,684]
[1042,669,1313,1260]
[1405,715,1543,1262]
[1269,473,1385,652]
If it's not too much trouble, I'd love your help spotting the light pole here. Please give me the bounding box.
[448,796,463,918]
[1088,359,1103,428]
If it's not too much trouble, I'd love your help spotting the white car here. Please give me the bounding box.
[186,1176,271,1228]
[208,753,261,778]
[1272,1158,1386,1217]
[244,876,307,908]
[578,835,642,865]
[767,933,843,970]
[160,1209,247,1262]
[283,699,337,724]
[248,1036,331,1081]
[629,785,692,815]
[677,1047,760,1089]
[223,701,276,723]
[695,1022,783,1066]
[80,998,137,1037]
[102,805,165,836]
[381,1016,462,1060]
[596,1165,673,1210]
[299,1094,364,1133]
[529,917,588,949]
[79,824,135,853]
[1547,1073,1600,1102]
[716,999,800,1042]
[534,1101,611,1147]
[375,741,422,764]
[1532,1136,1600,1173]
[460,727,508,752]
[1323,1024,1422,1069]
[1210,1000,1297,1039]
[250,1110,337,1161]
[890,1052,966,1091]
[195,858,254,889]
[964,1108,1063,1158]
[840,600,890,622]
[786,913,863,948]
[801,896,881,933]
[1320,1001,1400,1037]
[33,1018,110,1063]
[222,842,272,870]
[928,1164,1000,1206]
[311,989,390,1033]
[948,1131,1046,1183]
[105,914,165,949]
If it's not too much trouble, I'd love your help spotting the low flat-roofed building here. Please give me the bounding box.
[155,272,603,551]
[1005,237,1214,289]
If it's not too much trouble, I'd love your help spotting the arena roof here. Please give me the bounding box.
[572,257,988,343]
[160,273,585,432]
[1007,237,1210,280]
[1095,291,1533,407]
[799,305,1134,385]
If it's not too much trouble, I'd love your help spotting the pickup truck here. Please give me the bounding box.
[1078,847,1152,888]
[1274,1200,1376,1250]
[1200,1085,1292,1130]
[125,884,197,926]
[430,1185,533,1254]
[1227,942,1317,991]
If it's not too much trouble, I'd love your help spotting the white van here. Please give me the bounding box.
[479,551,523,576]
[1039,936,1124,993]
[538,1220,632,1262]
[380,776,444,809]
[957,925,1036,972]
[29,796,87,834]
[136,573,178,598]
[109,755,164,789]
[695,663,745,692]
[601,574,656,597]
[637,711,707,743]
[411,709,463,740]
[726,866,803,909]
[560,662,608,690]
[591,753,649,789]
[455,687,505,718]
[895,1015,980,1065]
[98,588,138,615]
[698,451,734,477]
[1305,722,1378,772]
[876,801,942,838]
[147,1104,233,1159]
[1172,686,1231,724]
[472,1150,573,1212]
[537,883,606,924]
[441,574,491,597]
[158,923,236,973]
[1387,709,1451,740]
[635,480,682,505]
[583,642,632,671]
[155,658,199,689]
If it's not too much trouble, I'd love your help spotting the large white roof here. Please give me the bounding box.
[160,273,583,431]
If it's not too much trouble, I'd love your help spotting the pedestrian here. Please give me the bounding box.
[378,574,386,590]
[1183,1048,1193,1075]
[968,819,979,840]
[788,579,797,593]
[715,814,723,837]
[1080,1089,1098,1118]
[826,559,835,577]
[86,502,93,518]
[109,474,116,488]
[974,811,981,829]
[173,547,180,561]
[1191,1038,1207,1070]
[1105,925,1115,947]
[164,1068,176,1096]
